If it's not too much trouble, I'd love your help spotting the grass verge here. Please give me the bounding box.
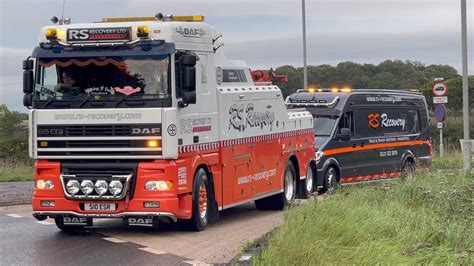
[255,167,473,264]
[0,161,33,182]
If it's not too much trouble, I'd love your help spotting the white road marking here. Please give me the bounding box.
[6,214,23,218]
[138,247,166,255]
[102,237,127,243]
[36,220,54,225]
[183,260,211,266]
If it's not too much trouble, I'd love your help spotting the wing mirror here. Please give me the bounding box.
[336,128,351,141]
[23,59,34,94]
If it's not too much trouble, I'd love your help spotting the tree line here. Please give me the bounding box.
[273,59,472,111]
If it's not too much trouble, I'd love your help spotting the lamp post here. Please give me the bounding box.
[302,0,308,90]
[460,0,471,172]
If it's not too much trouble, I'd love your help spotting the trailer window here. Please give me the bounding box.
[354,108,421,138]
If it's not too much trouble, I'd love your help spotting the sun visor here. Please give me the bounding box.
[31,41,175,59]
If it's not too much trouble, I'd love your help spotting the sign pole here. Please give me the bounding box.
[440,127,444,158]
[461,0,471,172]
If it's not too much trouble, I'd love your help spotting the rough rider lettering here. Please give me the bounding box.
[229,103,275,132]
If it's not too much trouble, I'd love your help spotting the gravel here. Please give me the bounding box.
[0,182,33,206]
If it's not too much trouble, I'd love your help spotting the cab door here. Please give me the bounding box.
[329,111,359,179]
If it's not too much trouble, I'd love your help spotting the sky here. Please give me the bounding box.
[0,0,473,111]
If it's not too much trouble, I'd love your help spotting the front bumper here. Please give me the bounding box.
[32,196,179,222]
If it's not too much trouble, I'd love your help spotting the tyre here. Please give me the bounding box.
[256,161,297,210]
[54,216,85,232]
[401,160,415,182]
[299,164,315,199]
[186,168,210,231]
[322,166,338,194]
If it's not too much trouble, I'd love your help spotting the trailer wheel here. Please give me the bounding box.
[299,164,315,199]
[54,217,85,232]
[401,160,415,182]
[323,166,338,194]
[186,168,210,231]
[256,161,296,210]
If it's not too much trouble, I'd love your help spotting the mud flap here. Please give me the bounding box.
[123,217,159,228]
[61,216,93,226]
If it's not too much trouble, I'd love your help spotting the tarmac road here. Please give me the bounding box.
[0,203,283,265]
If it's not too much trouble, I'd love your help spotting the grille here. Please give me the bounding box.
[65,125,131,136]
[66,140,131,148]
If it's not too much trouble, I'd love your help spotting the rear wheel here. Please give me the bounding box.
[186,168,210,231]
[255,161,296,210]
[300,164,315,199]
[401,160,415,181]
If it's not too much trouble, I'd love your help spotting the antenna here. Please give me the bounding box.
[61,0,66,22]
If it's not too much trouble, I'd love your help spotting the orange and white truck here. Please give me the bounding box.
[22,14,316,231]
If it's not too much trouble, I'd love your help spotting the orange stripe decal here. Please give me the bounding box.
[341,172,401,183]
[324,140,426,156]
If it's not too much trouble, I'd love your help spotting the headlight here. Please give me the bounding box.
[145,181,173,191]
[36,179,55,190]
[109,180,123,196]
[94,180,108,196]
[66,180,80,195]
[316,151,324,164]
[80,180,94,195]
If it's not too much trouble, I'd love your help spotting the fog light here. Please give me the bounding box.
[146,139,160,148]
[36,179,55,190]
[80,180,94,195]
[66,180,80,195]
[94,180,108,196]
[145,181,173,191]
[40,201,55,207]
[144,202,160,208]
[109,181,123,196]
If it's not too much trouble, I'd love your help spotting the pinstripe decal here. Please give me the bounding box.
[178,128,314,154]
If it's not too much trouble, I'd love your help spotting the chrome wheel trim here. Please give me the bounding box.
[327,168,336,193]
[305,167,314,193]
[198,178,208,221]
[285,169,294,201]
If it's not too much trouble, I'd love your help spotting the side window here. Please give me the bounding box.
[338,111,353,136]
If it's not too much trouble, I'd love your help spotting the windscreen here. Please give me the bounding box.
[35,55,170,101]
[313,116,337,136]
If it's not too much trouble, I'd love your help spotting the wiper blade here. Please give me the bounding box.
[78,97,91,108]
[42,98,56,108]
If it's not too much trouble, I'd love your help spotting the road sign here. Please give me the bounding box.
[433,96,448,104]
[434,104,446,122]
[432,82,448,96]
[437,122,444,129]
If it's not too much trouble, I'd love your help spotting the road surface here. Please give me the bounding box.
[0,203,283,264]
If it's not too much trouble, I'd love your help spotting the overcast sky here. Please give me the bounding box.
[0,0,473,111]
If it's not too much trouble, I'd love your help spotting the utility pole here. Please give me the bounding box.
[460,0,471,172]
[302,0,308,90]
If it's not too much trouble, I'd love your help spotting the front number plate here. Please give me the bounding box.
[84,203,116,211]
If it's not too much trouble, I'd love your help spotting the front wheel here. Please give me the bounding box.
[323,166,338,194]
[186,168,210,231]
[54,216,86,232]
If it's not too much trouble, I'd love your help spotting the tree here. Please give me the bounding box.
[0,105,22,139]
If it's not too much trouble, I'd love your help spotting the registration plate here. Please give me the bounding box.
[84,203,116,211]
